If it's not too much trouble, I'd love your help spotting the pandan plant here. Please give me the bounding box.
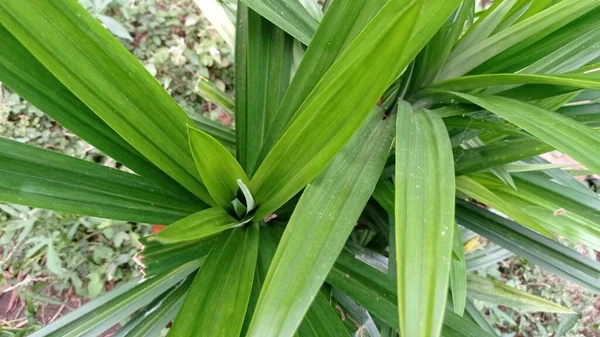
[2,0,600,336]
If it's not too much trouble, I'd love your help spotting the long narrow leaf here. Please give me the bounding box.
[154,208,239,244]
[0,138,202,224]
[247,110,395,337]
[395,102,455,337]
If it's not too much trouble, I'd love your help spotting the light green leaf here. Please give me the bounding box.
[246,110,395,337]
[0,1,213,203]
[114,276,191,337]
[450,223,467,316]
[456,175,551,236]
[46,239,65,276]
[194,0,235,49]
[188,126,249,208]
[251,0,422,218]
[450,0,519,58]
[239,0,318,45]
[0,138,202,224]
[395,102,455,337]
[437,0,600,80]
[467,274,573,313]
[0,24,198,202]
[502,163,574,172]
[258,0,388,160]
[168,225,258,337]
[452,93,600,175]
[154,208,240,244]
[432,73,600,92]
[31,261,200,337]
[195,76,235,114]
[188,114,236,150]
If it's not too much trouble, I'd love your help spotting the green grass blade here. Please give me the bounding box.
[437,0,600,80]
[467,274,573,313]
[154,208,240,244]
[251,0,422,218]
[452,93,600,175]
[0,24,199,203]
[168,225,259,337]
[395,102,455,337]
[188,114,236,150]
[464,299,498,336]
[239,0,318,45]
[259,0,387,159]
[456,201,600,294]
[188,127,249,208]
[30,261,200,337]
[0,1,213,203]
[247,110,394,337]
[450,223,467,316]
[0,138,202,224]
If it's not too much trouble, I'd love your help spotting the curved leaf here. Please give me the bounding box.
[154,208,240,244]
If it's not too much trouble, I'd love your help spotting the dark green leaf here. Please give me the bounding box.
[0,138,202,224]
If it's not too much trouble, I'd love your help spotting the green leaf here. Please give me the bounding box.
[168,225,259,337]
[452,93,600,174]
[327,252,496,337]
[239,0,318,45]
[466,245,513,271]
[195,76,235,114]
[188,114,236,150]
[235,8,294,174]
[456,175,552,236]
[0,138,202,224]
[372,179,395,215]
[555,314,580,337]
[437,0,600,80]
[46,239,65,276]
[114,276,192,337]
[246,110,395,337]
[251,0,422,218]
[258,0,388,158]
[247,226,348,337]
[454,137,553,175]
[450,0,519,58]
[450,223,467,316]
[0,1,213,203]
[456,201,600,294]
[432,73,600,92]
[467,273,573,313]
[31,261,200,337]
[154,208,241,244]
[193,0,235,49]
[135,236,216,279]
[395,102,455,337]
[188,127,249,208]
[0,24,198,202]
[463,299,498,336]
